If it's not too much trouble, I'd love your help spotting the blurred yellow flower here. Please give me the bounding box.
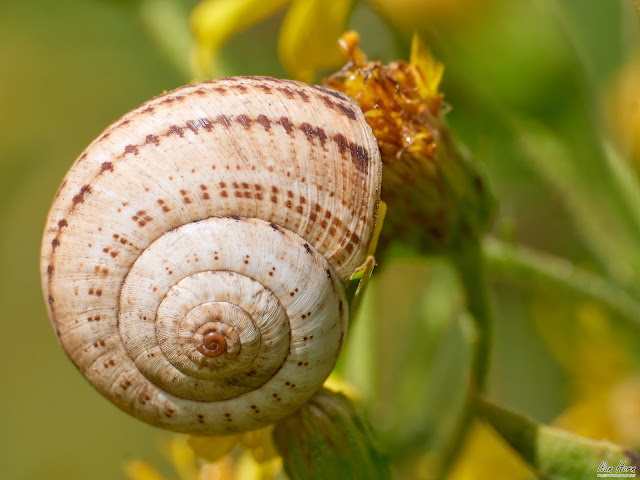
[123,374,361,480]
[443,421,532,480]
[605,53,640,171]
[124,431,281,480]
[190,0,356,81]
[533,300,640,447]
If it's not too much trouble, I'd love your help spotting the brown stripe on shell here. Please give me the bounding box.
[333,134,369,174]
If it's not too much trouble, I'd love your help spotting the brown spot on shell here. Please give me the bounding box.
[236,115,252,130]
[216,115,231,128]
[300,123,327,147]
[124,144,139,155]
[317,94,358,120]
[72,184,92,207]
[186,120,199,133]
[201,118,213,131]
[298,90,310,102]
[278,117,294,135]
[100,162,113,173]
[145,134,160,146]
[309,83,345,99]
[277,86,295,99]
[257,114,271,131]
[333,134,369,173]
[169,125,184,137]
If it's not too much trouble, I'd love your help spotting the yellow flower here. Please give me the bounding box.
[124,431,281,480]
[323,32,494,254]
[442,421,532,480]
[533,301,640,448]
[190,0,356,81]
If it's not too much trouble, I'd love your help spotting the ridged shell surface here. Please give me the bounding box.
[40,76,382,434]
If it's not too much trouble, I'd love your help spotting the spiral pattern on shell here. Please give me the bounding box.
[40,77,382,434]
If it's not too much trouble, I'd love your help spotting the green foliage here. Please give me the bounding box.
[478,399,640,480]
[3,0,640,479]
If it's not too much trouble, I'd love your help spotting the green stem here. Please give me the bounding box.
[453,240,492,392]
[477,397,640,480]
[484,237,640,327]
[437,240,493,478]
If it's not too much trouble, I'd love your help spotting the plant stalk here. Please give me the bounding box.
[437,240,493,478]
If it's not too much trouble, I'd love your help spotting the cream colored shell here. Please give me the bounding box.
[40,76,382,434]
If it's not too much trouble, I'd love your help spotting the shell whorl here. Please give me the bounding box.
[40,76,382,434]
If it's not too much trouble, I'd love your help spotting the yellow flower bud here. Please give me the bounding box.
[324,32,495,254]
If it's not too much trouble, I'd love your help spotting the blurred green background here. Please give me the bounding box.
[2,0,640,479]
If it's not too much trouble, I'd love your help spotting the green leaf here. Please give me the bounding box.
[478,398,640,480]
[516,119,640,292]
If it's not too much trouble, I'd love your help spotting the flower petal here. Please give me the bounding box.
[409,33,444,100]
[240,426,279,463]
[167,436,199,480]
[123,460,167,480]
[190,0,290,78]
[187,433,241,463]
[278,0,357,82]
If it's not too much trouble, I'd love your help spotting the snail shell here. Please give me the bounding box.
[40,76,382,434]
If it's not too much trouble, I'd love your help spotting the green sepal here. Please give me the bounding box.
[273,388,391,480]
